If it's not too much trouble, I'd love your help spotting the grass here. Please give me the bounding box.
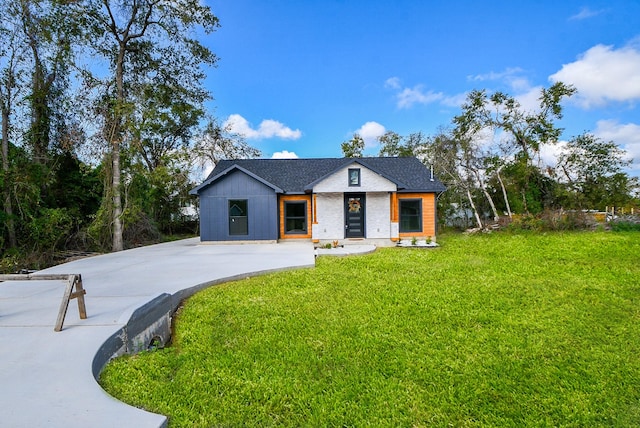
[100,231,640,427]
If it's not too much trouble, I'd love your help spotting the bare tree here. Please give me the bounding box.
[427,131,484,229]
[193,117,261,173]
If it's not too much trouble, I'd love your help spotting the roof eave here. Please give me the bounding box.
[397,186,447,193]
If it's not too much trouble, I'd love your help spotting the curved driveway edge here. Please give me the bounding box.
[0,239,315,428]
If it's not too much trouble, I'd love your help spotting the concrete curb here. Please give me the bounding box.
[91,265,317,382]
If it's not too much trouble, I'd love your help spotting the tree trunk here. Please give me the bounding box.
[481,185,499,222]
[466,187,483,229]
[472,168,499,222]
[20,0,50,163]
[496,167,512,219]
[30,58,51,162]
[111,141,123,251]
[2,103,17,248]
[111,42,126,252]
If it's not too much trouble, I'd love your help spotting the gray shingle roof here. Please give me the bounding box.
[191,157,446,194]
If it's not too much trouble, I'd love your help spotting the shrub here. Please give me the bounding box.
[610,215,640,231]
[28,208,74,252]
[507,210,597,232]
[507,214,545,231]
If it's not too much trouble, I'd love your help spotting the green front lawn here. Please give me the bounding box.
[100,232,640,427]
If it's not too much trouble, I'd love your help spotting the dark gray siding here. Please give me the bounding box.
[199,170,278,241]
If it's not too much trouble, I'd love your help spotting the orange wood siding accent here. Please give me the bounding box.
[390,192,398,222]
[398,193,436,238]
[279,195,312,239]
[312,194,318,224]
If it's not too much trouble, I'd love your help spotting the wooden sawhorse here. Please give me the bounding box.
[0,273,87,331]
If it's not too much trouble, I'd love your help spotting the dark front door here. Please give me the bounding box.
[345,194,365,238]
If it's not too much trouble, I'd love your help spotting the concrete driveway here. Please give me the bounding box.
[0,239,315,427]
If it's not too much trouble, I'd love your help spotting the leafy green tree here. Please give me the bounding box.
[377,131,403,156]
[1,0,87,257]
[496,158,557,214]
[0,4,25,249]
[83,0,219,251]
[47,152,102,221]
[378,131,428,158]
[341,133,364,158]
[126,154,193,235]
[453,82,576,213]
[557,133,633,209]
[122,82,207,236]
[17,0,79,162]
[131,83,205,172]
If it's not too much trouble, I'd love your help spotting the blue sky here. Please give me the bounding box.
[202,1,640,175]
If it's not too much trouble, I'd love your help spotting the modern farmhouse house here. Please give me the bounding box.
[190,157,446,246]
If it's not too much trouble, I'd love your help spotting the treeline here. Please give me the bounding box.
[2,2,638,272]
[342,83,639,229]
[0,0,259,271]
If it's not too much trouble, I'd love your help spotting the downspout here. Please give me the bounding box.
[435,188,447,238]
[432,163,446,238]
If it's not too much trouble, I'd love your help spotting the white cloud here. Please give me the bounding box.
[384,77,401,89]
[467,67,524,83]
[515,85,544,113]
[480,73,543,113]
[569,6,606,21]
[385,77,446,109]
[509,77,534,94]
[467,71,542,114]
[549,43,640,108]
[386,70,537,111]
[539,140,568,171]
[465,67,543,111]
[355,121,386,148]
[224,114,302,140]
[397,86,444,109]
[271,150,299,159]
[440,92,469,108]
[468,67,532,94]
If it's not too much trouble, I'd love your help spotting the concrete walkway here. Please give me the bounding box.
[0,239,316,428]
[314,244,377,257]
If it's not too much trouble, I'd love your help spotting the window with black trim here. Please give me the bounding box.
[348,168,361,186]
[399,199,422,232]
[229,200,248,235]
[284,201,307,234]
